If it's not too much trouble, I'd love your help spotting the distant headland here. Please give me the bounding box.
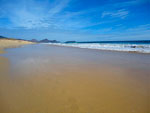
[1,35,150,44]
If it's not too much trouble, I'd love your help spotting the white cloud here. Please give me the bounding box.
[0,0,132,30]
[127,24,150,32]
[0,0,71,29]
[0,0,115,30]
[48,0,70,17]
[0,0,150,41]
[101,9,129,19]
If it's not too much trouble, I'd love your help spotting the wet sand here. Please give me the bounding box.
[0,44,149,113]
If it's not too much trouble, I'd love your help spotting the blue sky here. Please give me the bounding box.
[0,0,150,41]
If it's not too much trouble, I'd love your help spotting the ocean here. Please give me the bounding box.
[46,40,150,53]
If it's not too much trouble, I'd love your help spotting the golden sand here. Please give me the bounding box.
[0,49,5,54]
[0,39,33,53]
[0,45,149,113]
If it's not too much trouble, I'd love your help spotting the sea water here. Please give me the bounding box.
[47,41,150,53]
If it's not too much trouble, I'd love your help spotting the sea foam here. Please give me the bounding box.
[46,43,150,53]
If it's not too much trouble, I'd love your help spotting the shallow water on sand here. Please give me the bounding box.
[0,44,149,113]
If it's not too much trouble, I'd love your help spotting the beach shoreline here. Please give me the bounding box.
[44,43,150,55]
[42,42,150,54]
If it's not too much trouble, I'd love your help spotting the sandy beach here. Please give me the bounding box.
[0,39,33,54]
[0,44,149,113]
